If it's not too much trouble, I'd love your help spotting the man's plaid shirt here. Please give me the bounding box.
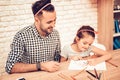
[5,24,61,73]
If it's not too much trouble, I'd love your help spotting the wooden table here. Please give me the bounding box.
[0,50,120,80]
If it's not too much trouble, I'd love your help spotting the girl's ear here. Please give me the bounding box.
[75,36,80,42]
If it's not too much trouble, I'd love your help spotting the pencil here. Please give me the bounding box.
[94,68,99,79]
[98,72,102,80]
[87,75,93,80]
[106,61,118,67]
[86,70,96,79]
[70,76,76,80]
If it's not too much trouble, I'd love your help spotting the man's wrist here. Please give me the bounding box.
[36,62,41,71]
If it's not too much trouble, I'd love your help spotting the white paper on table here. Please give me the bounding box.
[68,60,106,70]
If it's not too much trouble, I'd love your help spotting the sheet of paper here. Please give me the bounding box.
[68,60,106,70]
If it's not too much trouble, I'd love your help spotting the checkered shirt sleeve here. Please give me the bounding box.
[5,25,61,74]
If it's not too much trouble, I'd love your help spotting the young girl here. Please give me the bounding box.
[60,25,111,65]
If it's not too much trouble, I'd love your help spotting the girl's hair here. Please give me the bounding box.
[73,25,96,43]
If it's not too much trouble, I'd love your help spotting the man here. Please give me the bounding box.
[5,0,61,74]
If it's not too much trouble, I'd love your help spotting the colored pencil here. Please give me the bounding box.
[94,68,99,79]
[106,61,118,67]
[86,70,96,79]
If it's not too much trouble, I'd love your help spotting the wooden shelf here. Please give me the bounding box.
[98,0,113,50]
[113,10,120,13]
[98,0,120,50]
[113,33,120,37]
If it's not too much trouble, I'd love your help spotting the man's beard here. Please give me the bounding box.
[42,27,53,36]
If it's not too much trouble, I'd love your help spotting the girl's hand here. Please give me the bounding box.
[87,58,100,66]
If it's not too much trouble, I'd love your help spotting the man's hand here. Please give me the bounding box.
[41,61,60,72]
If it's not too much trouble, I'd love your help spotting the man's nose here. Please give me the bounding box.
[51,22,55,28]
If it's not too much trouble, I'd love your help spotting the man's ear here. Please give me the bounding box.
[34,16,39,22]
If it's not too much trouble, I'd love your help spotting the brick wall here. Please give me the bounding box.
[0,0,97,75]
